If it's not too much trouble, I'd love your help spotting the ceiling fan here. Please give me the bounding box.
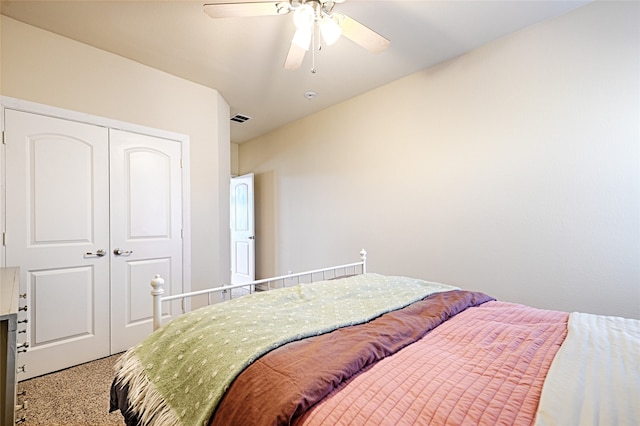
[203,0,390,70]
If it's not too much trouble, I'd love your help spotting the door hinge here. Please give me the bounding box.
[180,158,183,168]
[2,232,6,246]
[2,130,5,144]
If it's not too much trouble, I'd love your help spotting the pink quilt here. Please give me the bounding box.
[296,301,568,425]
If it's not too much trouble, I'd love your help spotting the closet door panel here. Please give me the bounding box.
[126,258,171,324]
[30,268,95,344]
[110,129,183,353]
[5,109,110,380]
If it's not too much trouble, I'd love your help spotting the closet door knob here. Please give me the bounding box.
[85,249,106,257]
[114,248,134,256]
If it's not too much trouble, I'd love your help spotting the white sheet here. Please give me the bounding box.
[535,312,640,426]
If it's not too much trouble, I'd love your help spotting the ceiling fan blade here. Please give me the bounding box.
[283,28,311,70]
[339,14,390,54]
[203,2,284,19]
[284,43,307,70]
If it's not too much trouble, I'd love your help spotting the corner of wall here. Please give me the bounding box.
[217,93,231,284]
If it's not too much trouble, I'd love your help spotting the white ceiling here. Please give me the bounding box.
[1,0,591,143]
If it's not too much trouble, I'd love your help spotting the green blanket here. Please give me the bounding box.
[115,273,457,426]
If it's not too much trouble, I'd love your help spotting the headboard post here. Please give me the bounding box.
[360,249,367,274]
[151,274,165,331]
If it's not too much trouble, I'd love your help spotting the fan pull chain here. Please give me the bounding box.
[311,23,317,74]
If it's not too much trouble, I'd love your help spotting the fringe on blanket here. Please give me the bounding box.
[114,349,182,426]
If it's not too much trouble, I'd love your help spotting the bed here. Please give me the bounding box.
[110,250,639,426]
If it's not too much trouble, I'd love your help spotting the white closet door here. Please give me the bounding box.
[5,109,111,379]
[109,129,183,353]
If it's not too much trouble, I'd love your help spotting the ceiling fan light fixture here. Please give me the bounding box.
[293,4,315,30]
[319,16,342,45]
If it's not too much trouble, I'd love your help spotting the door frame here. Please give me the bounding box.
[0,96,192,306]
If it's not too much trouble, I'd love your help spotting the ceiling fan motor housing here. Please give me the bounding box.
[283,0,338,18]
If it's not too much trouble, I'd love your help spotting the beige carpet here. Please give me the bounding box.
[17,354,126,426]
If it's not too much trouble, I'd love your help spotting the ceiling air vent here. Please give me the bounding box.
[230,114,251,124]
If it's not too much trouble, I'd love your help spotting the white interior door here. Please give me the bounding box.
[230,173,255,284]
[109,129,183,352]
[4,109,111,380]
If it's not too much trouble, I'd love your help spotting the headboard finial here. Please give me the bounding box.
[360,249,367,273]
[151,275,165,331]
[151,274,165,295]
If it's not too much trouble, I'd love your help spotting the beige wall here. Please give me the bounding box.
[239,1,640,319]
[231,143,239,177]
[0,16,231,290]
